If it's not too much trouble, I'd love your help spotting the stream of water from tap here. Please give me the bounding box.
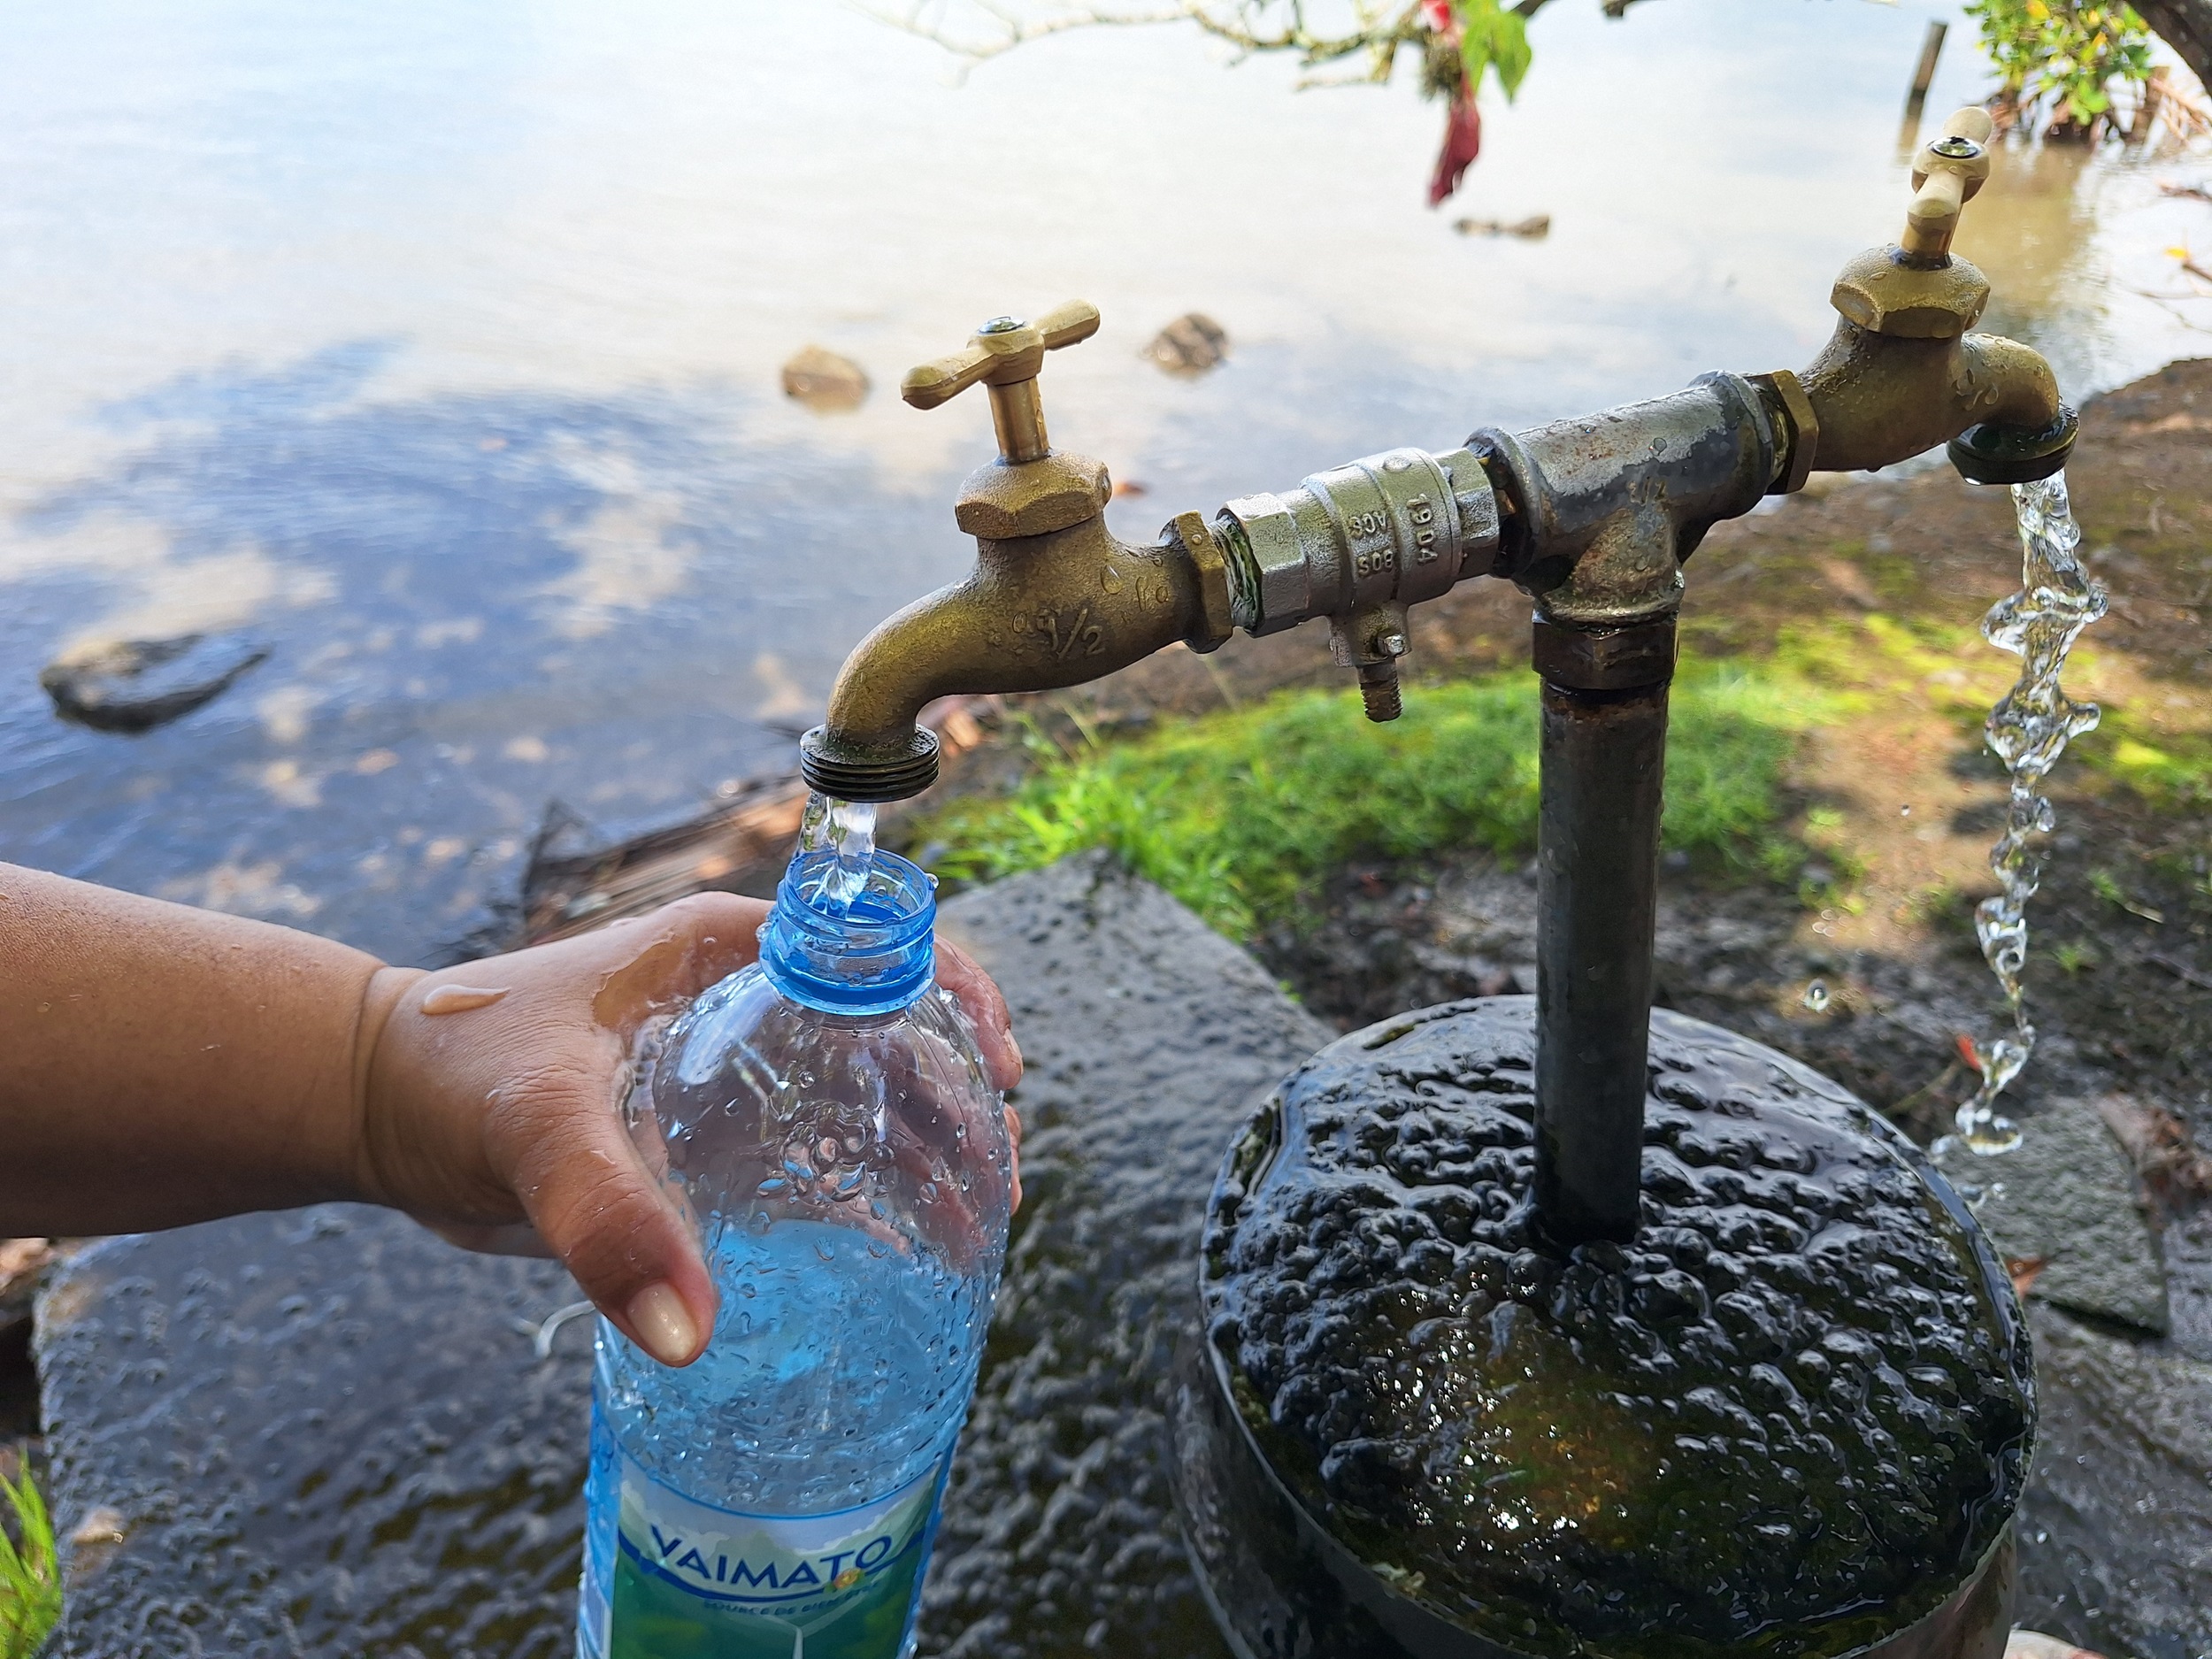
[798,791,879,915]
[1955,472,2108,1155]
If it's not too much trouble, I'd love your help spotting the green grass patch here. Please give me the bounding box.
[1,1455,60,1659]
[917,664,1839,940]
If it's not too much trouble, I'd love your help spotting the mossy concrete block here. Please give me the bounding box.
[1936,1096,2169,1337]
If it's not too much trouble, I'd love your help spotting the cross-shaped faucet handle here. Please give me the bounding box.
[901,302,1102,464]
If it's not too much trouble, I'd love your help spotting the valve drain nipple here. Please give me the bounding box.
[1357,660,1402,723]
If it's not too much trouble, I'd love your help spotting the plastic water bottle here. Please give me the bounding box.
[576,832,1012,1659]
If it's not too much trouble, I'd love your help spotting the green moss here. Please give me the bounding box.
[2075,724,2212,810]
[1768,614,2001,723]
[1767,614,2212,815]
[1,1456,59,1659]
[917,664,1839,940]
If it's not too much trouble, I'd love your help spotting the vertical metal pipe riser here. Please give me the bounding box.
[1532,618,1676,1248]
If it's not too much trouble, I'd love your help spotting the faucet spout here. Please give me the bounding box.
[799,302,1236,802]
[1795,313,2064,476]
[801,512,1231,801]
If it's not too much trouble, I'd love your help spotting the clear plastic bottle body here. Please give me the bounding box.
[578,849,1011,1659]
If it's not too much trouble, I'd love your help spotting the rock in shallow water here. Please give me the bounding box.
[1141,313,1228,375]
[39,633,269,733]
[780,344,870,411]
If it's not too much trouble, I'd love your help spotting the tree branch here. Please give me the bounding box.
[867,0,2212,122]
[864,0,1427,76]
[2131,0,2212,98]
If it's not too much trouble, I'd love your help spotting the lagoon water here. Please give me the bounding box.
[2,0,2202,961]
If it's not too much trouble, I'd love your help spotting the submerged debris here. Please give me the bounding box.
[780,344,870,411]
[39,634,269,733]
[1454,213,1551,239]
[1142,313,1228,376]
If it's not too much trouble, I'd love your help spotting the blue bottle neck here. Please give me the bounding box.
[759,847,936,1016]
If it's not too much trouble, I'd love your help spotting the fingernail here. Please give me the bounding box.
[626,1282,700,1366]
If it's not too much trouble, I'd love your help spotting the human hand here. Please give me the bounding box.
[352,893,1020,1367]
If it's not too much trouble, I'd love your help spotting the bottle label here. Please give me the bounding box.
[605,1444,949,1659]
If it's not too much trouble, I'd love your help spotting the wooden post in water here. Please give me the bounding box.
[2129,65,2171,145]
[1899,21,1948,151]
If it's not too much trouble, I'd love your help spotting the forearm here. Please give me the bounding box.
[0,862,415,1234]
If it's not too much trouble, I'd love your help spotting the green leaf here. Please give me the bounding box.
[1446,0,1532,103]
[1456,23,1492,96]
[1487,9,1532,99]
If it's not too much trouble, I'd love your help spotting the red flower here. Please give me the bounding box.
[1429,91,1482,206]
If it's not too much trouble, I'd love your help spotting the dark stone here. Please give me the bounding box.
[33,853,1327,1658]
[2015,1302,2212,1657]
[1934,1096,2170,1336]
[38,634,269,733]
[922,852,1331,1659]
[1142,314,1229,375]
[1197,997,2031,1659]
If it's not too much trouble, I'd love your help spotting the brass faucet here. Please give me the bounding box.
[798,107,2075,805]
[798,301,1233,801]
[1779,106,2076,480]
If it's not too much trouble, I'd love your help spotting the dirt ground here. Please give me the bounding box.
[949,358,2212,1150]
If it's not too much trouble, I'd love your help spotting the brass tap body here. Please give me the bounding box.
[1778,107,2074,482]
[799,304,1233,802]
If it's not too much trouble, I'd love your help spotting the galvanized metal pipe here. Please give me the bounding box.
[1532,616,1676,1247]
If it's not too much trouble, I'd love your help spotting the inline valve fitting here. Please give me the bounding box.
[1211,446,1500,718]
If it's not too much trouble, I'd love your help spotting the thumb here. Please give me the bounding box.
[503,1058,718,1367]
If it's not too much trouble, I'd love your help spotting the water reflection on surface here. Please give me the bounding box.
[1,0,2203,959]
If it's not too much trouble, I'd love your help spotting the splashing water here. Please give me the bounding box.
[1956,472,2108,1155]
[798,791,878,914]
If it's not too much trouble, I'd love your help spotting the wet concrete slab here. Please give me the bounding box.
[2016,1302,2212,1659]
[38,852,2212,1658]
[34,1208,593,1658]
[35,853,1330,1657]
[926,853,1332,1659]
